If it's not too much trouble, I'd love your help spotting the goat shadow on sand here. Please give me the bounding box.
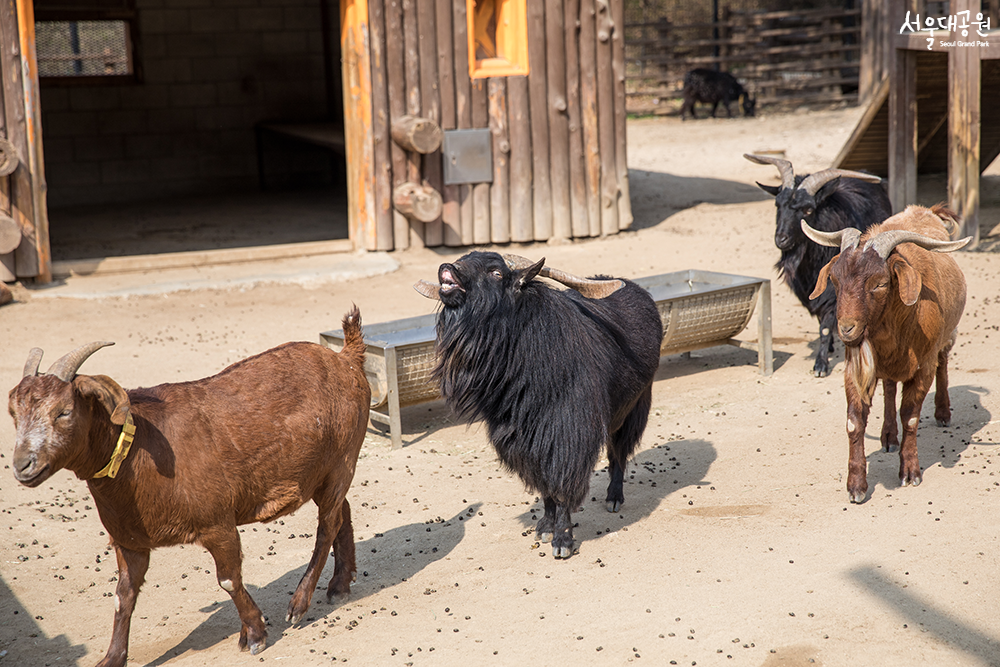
[144,503,479,665]
[628,169,771,231]
[0,576,88,666]
[862,384,994,495]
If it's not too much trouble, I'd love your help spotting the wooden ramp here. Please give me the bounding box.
[834,54,1000,177]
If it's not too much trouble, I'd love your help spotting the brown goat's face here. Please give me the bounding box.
[9,376,82,487]
[816,249,896,346]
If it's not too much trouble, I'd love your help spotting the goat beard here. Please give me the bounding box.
[845,338,877,407]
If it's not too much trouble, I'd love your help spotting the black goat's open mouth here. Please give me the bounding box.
[438,266,464,294]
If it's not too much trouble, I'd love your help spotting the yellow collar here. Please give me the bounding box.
[93,413,135,479]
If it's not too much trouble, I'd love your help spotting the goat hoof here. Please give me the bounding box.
[606,500,623,513]
[935,418,950,427]
[552,544,577,559]
[882,443,899,453]
[848,491,867,504]
[249,640,267,656]
[901,474,922,487]
[537,531,553,544]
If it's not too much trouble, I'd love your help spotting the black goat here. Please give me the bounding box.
[414,252,663,559]
[744,153,892,377]
[681,68,755,120]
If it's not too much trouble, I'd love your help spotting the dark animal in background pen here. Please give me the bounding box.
[415,252,663,559]
[745,153,892,377]
[681,68,756,120]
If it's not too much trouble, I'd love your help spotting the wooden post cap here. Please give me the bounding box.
[0,214,21,254]
[393,182,443,222]
[391,115,443,154]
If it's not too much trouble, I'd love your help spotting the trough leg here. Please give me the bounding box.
[201,527,268,655]
[881,380,899,452]
[757,280,773,376]
[288,489,347,623]
[385,346,403,450]
[327,499,357,600]
[95,545,150,667]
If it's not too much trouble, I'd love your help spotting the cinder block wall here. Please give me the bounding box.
[40,0,332,208]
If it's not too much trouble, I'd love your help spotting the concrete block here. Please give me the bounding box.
[188,8,239,32]
[238,7,283,31]
[101,159,151,185]
[74,135,126,162]
[42,111,99,138]
[140,9,191,35]
[69,87,122,111]
[166,33,218,58]
[170,82,219,107]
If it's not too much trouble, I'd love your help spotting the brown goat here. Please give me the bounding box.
[803,205,970,503]
[8,307,370,667]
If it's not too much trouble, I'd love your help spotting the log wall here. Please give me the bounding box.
[361,0,632,250]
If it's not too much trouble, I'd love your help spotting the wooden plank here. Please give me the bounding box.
[452,0,474,245]
[418,0,442,246]
[471,77,490,244]
[611,0,630,230]
[436,0,461,246]
[403,0,424,247]
[368,0,394,251]
[507,76,533,242]
[14,0,46,279]
[385,0,410,249]
[564,0,588,237]
[546,0,572,240]
[487,78,510,244]
[595,0,618,235]
[833,75,888,169]
[579,0,601,237]
[949,0,981,246]
[0,0,16,281]
[888,46,916,213]
[527,0,553,240]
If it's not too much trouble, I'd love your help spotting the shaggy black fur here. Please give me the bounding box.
[680,68,755,120]
[432,251,663,559]
[757,175,892,377]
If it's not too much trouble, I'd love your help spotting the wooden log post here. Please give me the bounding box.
[611,0,631,230]
[403,0,425,247]
[595,0,619,236]
[488,78,510,244]
[385,0,410,249]
[579,0,601,237]
[393,181,444,222]
[887,15,916,213]
[507,76,534,242]
[527,0,553,240]
[418,0,443,246]
[948,0,981,247]
[565,0,589,238]
[390,115,443,153]
[546,0,572,241]
[369,0,395,251]
[436,0,462,246]
[471,78,491,244]
[452,0,475,245]
[341,0,376,252]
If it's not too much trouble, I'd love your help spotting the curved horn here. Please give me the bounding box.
[864,231,972,260]
[798,169,882,197]
[743,153,794,190]
[800,220,861,252]
[502,254,625,299]
[22,348,43,378]
[413,279,442,300]
[45,341,115,382]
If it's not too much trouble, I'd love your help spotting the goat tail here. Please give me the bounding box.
[340,304,366,364]
[930,203,962,238]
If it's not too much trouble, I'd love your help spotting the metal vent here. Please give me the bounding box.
[36,20,132,77]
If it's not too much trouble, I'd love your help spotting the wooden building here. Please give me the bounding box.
[837,0,1000,246]
[0,0,632,285]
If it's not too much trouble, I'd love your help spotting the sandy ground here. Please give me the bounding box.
[2,107,1000,667]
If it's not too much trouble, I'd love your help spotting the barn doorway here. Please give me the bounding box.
[34,0,348,268]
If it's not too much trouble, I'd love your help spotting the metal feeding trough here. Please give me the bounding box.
[320,270,771,450]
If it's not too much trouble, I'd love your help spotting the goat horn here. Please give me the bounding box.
[864,231,972,260]
[22,348,43,378]
[45,341,115,382]
[800,220,861,252]
[502,254,625,299]
[798,169,882,197]
[743,153,795,190]
[413,279,442,300]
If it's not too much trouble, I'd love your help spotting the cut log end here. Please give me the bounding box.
[393,182,443,223]
[0,214,21,254]
[391,115,443,154]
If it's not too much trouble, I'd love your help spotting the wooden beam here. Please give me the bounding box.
[368,0,394,251]
[341,0,376,251]
[526,0,553,240]
[948,0,981,246]
[888,44,916,212]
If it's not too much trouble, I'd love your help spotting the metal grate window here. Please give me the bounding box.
[36,20,132,78]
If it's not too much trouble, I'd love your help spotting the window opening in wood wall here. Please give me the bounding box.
[468,0,528,78]
[36,20,133,79]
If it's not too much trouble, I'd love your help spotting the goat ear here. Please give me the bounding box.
[814,177,841,205]
[889,255,922,306]
[514,258,545,291]
[75,375,131,425]
[810,255,838,300]
[755,181,780,196]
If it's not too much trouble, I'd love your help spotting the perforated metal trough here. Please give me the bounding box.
[320,270,771,449]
